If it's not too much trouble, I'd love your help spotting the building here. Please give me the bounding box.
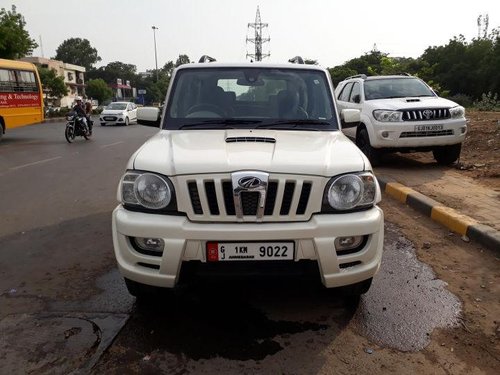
[20,56,86,108]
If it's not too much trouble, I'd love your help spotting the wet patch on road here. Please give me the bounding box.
[111,283,332,361]
[0,313,128,374]
[354,222,462,351]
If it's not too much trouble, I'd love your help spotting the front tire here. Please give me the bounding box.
[433,144,462,165]
[356,128,381,166]
[124,117,129,126]
[65,125,75,143]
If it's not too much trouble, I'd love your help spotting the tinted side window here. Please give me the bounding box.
[338,82,353,102]
[349,82,361,103]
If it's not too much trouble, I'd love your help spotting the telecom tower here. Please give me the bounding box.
[246,6,270,61]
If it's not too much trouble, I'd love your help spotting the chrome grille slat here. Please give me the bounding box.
[402,108,451,121]
[183,174,319,222]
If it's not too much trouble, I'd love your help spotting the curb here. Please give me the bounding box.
[377,176,500,254]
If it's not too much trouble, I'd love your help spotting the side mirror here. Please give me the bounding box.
[137,107,161,127]
[341,109,360,128]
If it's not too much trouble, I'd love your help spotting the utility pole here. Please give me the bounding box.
[39,35,44,58]
[246,6,270,61]
[152,26,159,81]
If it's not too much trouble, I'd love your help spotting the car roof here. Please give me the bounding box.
[175,62,327,72]
[109,101,131,104]
[365,75,415,81]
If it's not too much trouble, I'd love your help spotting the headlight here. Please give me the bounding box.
[449,106,465,119]
[121,171,173,210]
[373,110,402,122]
[66,115,74,121]
[324,173,377,211]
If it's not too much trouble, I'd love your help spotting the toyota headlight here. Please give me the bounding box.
[449,106,465,119]
[373,110,402,122]
[323,173,378,211]
[121,171,174,210]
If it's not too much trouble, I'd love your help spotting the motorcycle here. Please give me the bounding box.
[65,111,91,143]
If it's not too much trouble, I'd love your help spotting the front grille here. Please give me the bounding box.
[400,129,454,138]
[185,176,317,221]
[402,108,450,121]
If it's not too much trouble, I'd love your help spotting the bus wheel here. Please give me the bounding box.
[65,126,75,143]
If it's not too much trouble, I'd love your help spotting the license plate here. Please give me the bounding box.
[206,241,294,262]
[104,117,115,121]
[414,124,443,132]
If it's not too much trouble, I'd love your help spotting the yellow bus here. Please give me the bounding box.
[0,58,44,141]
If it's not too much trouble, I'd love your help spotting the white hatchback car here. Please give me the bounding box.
[112,57,384,299]
[100,102,138,126]
[335,75,467,165]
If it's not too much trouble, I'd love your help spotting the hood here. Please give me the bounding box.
[365,96,459,110]
[131,129,368,176]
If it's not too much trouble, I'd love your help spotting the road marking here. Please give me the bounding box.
[100,141,125,149]
[10,156,62,170]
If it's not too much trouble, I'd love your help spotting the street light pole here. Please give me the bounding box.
[152,26,159,81]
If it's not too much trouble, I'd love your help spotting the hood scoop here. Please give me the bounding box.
[225,136,276,144]
[406,98,421,102]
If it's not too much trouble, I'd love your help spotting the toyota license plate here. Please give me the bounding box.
[206,242,294,262]
[414,124,443,132]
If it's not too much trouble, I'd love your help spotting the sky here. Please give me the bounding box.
[3,0,499,72]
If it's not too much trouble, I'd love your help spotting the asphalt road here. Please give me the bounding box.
[0,121,493,374]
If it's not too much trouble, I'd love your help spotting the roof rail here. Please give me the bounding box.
[345,74,367,80]
[288,56,304,64]
[198,55,216,63]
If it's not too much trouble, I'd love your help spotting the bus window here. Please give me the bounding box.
[0,59,44,140]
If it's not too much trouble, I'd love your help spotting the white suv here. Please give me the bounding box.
[335,74,467,165]
[112,57,384,299]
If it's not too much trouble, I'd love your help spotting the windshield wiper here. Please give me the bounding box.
[178,119,262,130]
[255,119,332,129]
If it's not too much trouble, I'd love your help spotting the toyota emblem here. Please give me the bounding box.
[422,109,433,119]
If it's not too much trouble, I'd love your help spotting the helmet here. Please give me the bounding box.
[75,96,82,102]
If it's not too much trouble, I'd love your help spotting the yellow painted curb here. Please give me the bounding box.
[431,206,478,236]
[385,182,415,203]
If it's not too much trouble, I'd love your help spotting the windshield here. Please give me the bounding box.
[164,67,338,131]
[364,78,435,100]
[107,103,127,110]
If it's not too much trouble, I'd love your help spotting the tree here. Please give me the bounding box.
[54,38,101,70]
[175,54,190,67]
[87,61,138,85]
[38,67,67,101]
[0,5,38,59]
[86,79,113,104]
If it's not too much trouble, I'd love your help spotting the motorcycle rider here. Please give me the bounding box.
[72,97,89,135]
[84,100,93,135]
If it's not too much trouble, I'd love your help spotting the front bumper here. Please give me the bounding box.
[112,205,384,289]
[369,118,467,148]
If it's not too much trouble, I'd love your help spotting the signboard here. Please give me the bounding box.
[138,89,147,95]
[0,92,40,108]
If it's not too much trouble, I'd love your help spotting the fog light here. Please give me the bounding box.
[460,126,466,134]
[132,237,165,253]
[335,236,364,252]
[381,131,389,138]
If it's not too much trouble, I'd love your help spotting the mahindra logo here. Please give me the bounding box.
[238,176,263,189]
[422,109,433,119]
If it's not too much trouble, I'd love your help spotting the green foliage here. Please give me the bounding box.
[86,79,113,104]
[175,54,190,67]
[87,62,138,86]
[54,38,101,70]
[0,5,38,59]
[473,92,499,111]
[38,67,67,99]
[447,94,473,108]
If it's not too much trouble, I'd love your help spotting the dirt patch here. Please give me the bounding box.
[409,110,500,190]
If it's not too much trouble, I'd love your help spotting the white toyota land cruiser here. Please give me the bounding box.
[112,57,384,298]
[335,74,467,166]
